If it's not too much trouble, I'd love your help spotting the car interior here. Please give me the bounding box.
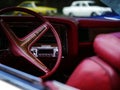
[0,3,120,90]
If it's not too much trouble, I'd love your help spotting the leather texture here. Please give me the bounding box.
[67,32,120,90]
[94,32,120,71]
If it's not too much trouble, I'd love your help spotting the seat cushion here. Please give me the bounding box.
[93,32,120,71]
[66,56,120,90]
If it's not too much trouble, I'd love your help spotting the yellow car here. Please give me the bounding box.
[14,1,57,16]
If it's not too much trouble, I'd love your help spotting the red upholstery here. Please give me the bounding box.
[67,32,120,90]
[94,32,120,71]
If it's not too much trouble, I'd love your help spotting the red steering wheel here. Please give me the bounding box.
[0,7,62,79]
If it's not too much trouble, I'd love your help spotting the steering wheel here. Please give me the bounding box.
[0,7,62,79]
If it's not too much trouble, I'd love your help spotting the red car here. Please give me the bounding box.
[0,6,120,90]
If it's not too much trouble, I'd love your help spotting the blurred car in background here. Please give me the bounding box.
[62,0,112,17]
[14,1,57,16]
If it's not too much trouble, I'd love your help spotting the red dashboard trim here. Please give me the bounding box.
[77,18,120,28]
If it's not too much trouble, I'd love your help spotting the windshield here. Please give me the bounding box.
[0,0,118,17]
[100,0,120,15]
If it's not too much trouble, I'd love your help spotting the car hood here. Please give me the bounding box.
[37,6,57,10]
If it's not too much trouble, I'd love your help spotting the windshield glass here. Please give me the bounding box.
[0,0,118,17]
[100,0,120,15]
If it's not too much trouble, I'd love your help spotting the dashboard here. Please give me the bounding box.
[0,16,79,60]
[77,18,120,42]
[0,16,79,77]
[11,21,68,58]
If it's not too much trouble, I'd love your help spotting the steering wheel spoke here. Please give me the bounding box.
[0,19,19,44]
[20,48,50,73]
[21,22,49,47]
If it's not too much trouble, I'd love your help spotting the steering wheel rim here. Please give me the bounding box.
[0,7,62,79]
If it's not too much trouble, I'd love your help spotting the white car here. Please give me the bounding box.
[62,0,112,17]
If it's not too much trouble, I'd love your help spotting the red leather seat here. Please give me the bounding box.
[66,32,120,90]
